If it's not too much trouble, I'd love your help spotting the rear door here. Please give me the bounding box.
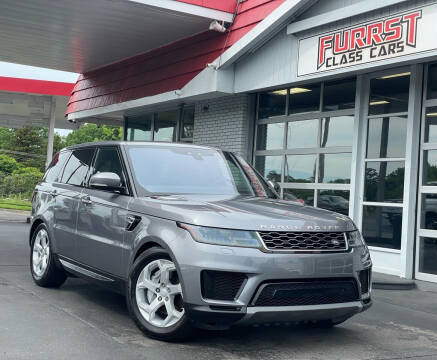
[75,146,131,277]
[53,147,95,259]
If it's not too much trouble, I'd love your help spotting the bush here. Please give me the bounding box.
[0,154,21,174]
[0,166,43,198]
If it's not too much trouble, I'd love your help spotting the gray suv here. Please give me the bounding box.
[30,141,372,341]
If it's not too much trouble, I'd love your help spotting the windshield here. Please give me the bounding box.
[127,145,277,198]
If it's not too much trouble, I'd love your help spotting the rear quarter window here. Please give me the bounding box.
[44,151,70,183]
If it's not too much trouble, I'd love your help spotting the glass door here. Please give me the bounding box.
[360,69,411,275]
[416,62,437,282]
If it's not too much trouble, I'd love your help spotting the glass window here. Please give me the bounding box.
[362,205,402,249]
[283,189,314,206]
[427,63,437,99]
[155,110,178,142]
[93,147,125,186]
[255,155,282,182]
[323,78,356,111]
[368,73,410,115]
[126,114,153,141]
[321,116,354,147]
[289,84,320,114]
[285,154,316,183]
[61,148,95,186]
[424,107,437,143]
[319,153,351,184]
[367,116,407,158]
[287,119,318,149]
[419,237,437,275]
[423,150,437,186]
[44,151,70,183]
[421,194,437,230]
[258,90,286,119]
[181,107,194,140]
[317,190,349,215]
[364,161,404,203]
[256,123,284,150]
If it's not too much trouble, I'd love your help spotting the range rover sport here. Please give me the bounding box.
[30,141,372,341]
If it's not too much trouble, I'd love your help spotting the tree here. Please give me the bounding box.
[64,124,122,147]
[0,154,20,175]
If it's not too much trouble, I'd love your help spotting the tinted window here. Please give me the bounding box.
[44,151,69,183]
[256,123,284,150]
[421,194,437,230]
[258,90,286,119]
[255,156,282,182]
[423,150,437,186]
[427,63,437,99]
[419,237,437,275]
[285,154,316,183]
[367,116,407,158]
[181,107,194,140]
[61,148,95,186]
[289,84,320,114]
[283,189,314,206]
[287,119,318,149]
[155,110,178,142]
[365,161,404,202]
[424,107,437,143]
[93,147,125,186]
[321,116,354,147]
[126,114,153,141]
[368,73,410,115]
[317,190,349,215]
[323,78,356,111]
[319,153,351,184]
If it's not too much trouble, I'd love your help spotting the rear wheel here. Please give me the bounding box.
[127,247,194,341]
[30,223,66,288]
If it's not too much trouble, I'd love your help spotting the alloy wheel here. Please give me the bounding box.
[32,228,50,278]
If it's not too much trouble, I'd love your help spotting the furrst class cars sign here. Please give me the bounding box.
[297,5,437,77]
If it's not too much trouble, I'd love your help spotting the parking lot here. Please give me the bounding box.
[1,221,437,360]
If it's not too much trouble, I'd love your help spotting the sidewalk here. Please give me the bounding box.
[0,208,30,223]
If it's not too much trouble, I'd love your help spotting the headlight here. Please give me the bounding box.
[178,223,262,248]
[347,230,366,247]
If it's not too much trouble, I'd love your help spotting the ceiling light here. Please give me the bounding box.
[270,90,287,95]
[290,87,312,94]
[369,100,389,105]
[379,72,411,79]
[426,112,437,117]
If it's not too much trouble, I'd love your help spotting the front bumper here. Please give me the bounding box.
[171,229,372,328]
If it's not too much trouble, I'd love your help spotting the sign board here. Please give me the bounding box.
[297,4,437,77]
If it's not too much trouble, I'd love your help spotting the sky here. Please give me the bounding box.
[0,61,78,83]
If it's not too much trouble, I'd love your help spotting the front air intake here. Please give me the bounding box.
[201,270,246,301]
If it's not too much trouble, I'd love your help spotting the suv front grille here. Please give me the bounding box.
[258,231,347,252]
[251,279,359,307]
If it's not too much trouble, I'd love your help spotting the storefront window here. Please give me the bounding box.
[421,194,437,230]
[368,73,410,115]
[286,119,318,149]
[289,84,320,114]
[319,153,351,184]
[317,190,349,216]
[424,107,437,143]
[126,114,153,141]
[419,237,437,275]
[423,150,437,186]
[154,110,178,142]
[427,63,437,99]
[321,116,354,147]
[367,116,407,158]
[254,155,282,182]
[181,106,194,140]
[256,123,284,150]
[364,161,405,203]
[285,154,316,183]
[283,189,314,206]
[258,90,286,119]
[362,206,402,249]
[323,78,356,111]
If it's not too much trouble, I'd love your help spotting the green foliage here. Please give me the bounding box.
[0,154,21,174]
[0,166,43,198]
[64,124,122,147]
[0,197,31,211]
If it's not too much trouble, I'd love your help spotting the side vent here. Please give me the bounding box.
[126,214,141,231]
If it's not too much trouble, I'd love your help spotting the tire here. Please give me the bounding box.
[127,247,194,341]
[30,223,67,288]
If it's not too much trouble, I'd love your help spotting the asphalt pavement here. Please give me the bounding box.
[1,222,437,360]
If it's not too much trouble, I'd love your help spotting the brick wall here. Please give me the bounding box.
[193,94,254,159]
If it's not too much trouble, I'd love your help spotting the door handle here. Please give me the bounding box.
[81,196,92,205]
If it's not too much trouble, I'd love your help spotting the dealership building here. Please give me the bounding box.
[2,0,437,282]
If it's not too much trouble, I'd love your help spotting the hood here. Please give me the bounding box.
[128,195,356,232]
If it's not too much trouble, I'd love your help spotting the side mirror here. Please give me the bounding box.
[267,180,281,194]
[89,172,123,192]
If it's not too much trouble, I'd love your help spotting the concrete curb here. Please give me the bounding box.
[372,272,416,290]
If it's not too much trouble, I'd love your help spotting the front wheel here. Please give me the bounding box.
[127,247,194,341]
[30,223,66,287]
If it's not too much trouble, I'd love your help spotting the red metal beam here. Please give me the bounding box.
[0,76,74,96]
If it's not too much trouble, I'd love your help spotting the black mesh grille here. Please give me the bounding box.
[201,271,246,301]
[359,269,371,294]
[258,231,347,251]
[252,279,359,307]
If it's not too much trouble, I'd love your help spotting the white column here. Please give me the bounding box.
[46,96,56,168]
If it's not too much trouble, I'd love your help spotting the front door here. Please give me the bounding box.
[76,147,130,277]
